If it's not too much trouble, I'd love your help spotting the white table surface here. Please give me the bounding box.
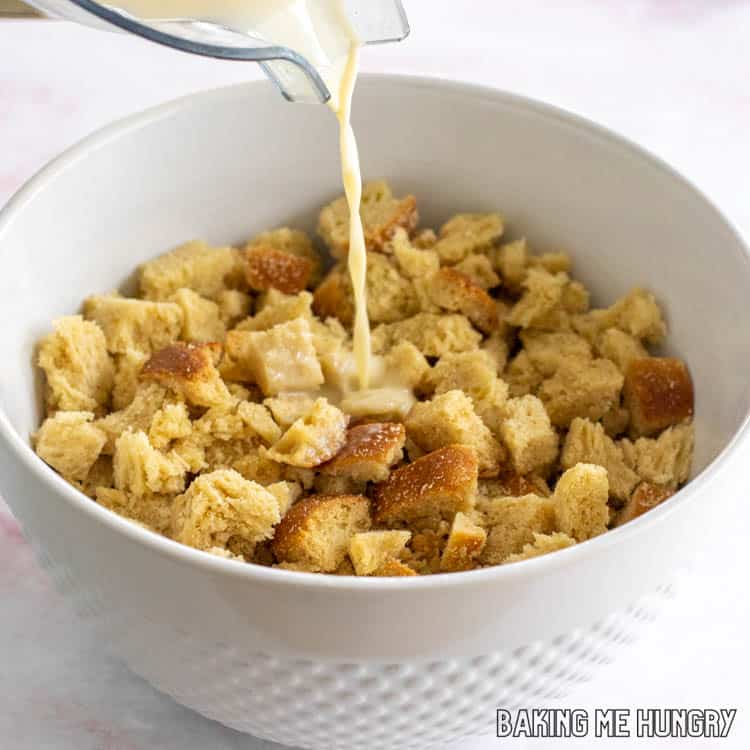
[1,2,749,748]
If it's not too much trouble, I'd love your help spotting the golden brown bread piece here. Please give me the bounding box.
[224,318,324,395]
[138,240,242,301]
[503,531,576,564]
[246,226,321,284]
[169,288,226,343]
[433,213,504,263]
[349,530,411,576]
[427,268,498,333]
[266,398,348,468]
[623,357,694,437]
[271,494,371,572]
[320,422,406,482]
[318,180,419,257]
[372,444,478,525]
[244,245,313,295]
[553,463,609,542]
[83,295,183,355]
[37,316,115,415]
[372,559,417,577]
[405,390,504,478]
[141,342,231,407]
[615,482,674,526]
[479,494,556,564]
[440,512,487,572]
[171,469,280,553]
[312,267,354,326]
[499,395,559,476]
[538,357,624,428]
[34,411,107,482]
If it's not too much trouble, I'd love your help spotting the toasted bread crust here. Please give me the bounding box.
[623,357,694,437]
[616,481,674,526]
[320,422,406,482]
[428,268,498,333]
[373,445,478,524]
[372,558,417,576]
[312,268,354,325]
[142,342,221,381]
[244,245,313,294]
[271,494,370,571]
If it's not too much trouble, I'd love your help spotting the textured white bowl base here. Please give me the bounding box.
[40,533,673,750]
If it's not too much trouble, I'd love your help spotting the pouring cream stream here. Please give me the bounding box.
[111,0,372,388]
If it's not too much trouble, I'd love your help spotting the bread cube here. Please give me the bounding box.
[318,180,418,257]
[83,295,183,355]
[349,530,411,576]
[141,342,231,407]
[271,494,371,572]
[38,316,115,415]
[320,422,405,482]
[373,445,478,524]
[340,387,417,422]
[96,383,168,454]
[111,348,149,410]
[427,349,502,404]
[237,290,313,332]
[561,418,639,502]
[503,532,576,564]
[365,253,420,323]
[623,357,694,437]
[433,212,504,263]
[312,266,354,326]
[266,480,303,516]
[452,253,501,290]
[372,559,418,576]
[383,341,430,390]
[615,482,674,526]
[440,512,487,572]
[247,226,321,283]
[490,238,528,292]
[480,494,556,564]
[595,328,647,373]
[530,251,572,275]
[504,351,544,398]
[169,288,226,343]
[264,393,317,429]
[313,474,367,497]
[148,402,192,449]
[225,318,323,396]
[391,228,440,278]
[34,411,106,482]
[539,357,623,428]
[426,268,498,333]
[96,487,173,534]
[406,390,504,477]
[216,289,253,328]
[113,429,187,498]
[622,422,694,487]
[499,395,559,475]
[507,268,567,328]
[371,313,482,357]
[139,240,242,301]
[477,472,551,502]
[266,398,348,468]
[171,469,280,552]
[520,330,592,377]
[554,463,609,541]
[607,288,666,344]
[244,245,313,295]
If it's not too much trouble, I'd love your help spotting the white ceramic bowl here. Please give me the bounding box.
[1,76,749,750]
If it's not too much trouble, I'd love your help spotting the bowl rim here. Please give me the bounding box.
[1,73,749,591]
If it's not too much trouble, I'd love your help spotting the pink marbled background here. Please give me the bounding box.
[1,2,749,748]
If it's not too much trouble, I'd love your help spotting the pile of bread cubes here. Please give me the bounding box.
[33,181,695,576]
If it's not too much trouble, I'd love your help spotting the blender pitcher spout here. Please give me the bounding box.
[22,0,410,103]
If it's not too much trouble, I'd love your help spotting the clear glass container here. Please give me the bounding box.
[24,0,410,101]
